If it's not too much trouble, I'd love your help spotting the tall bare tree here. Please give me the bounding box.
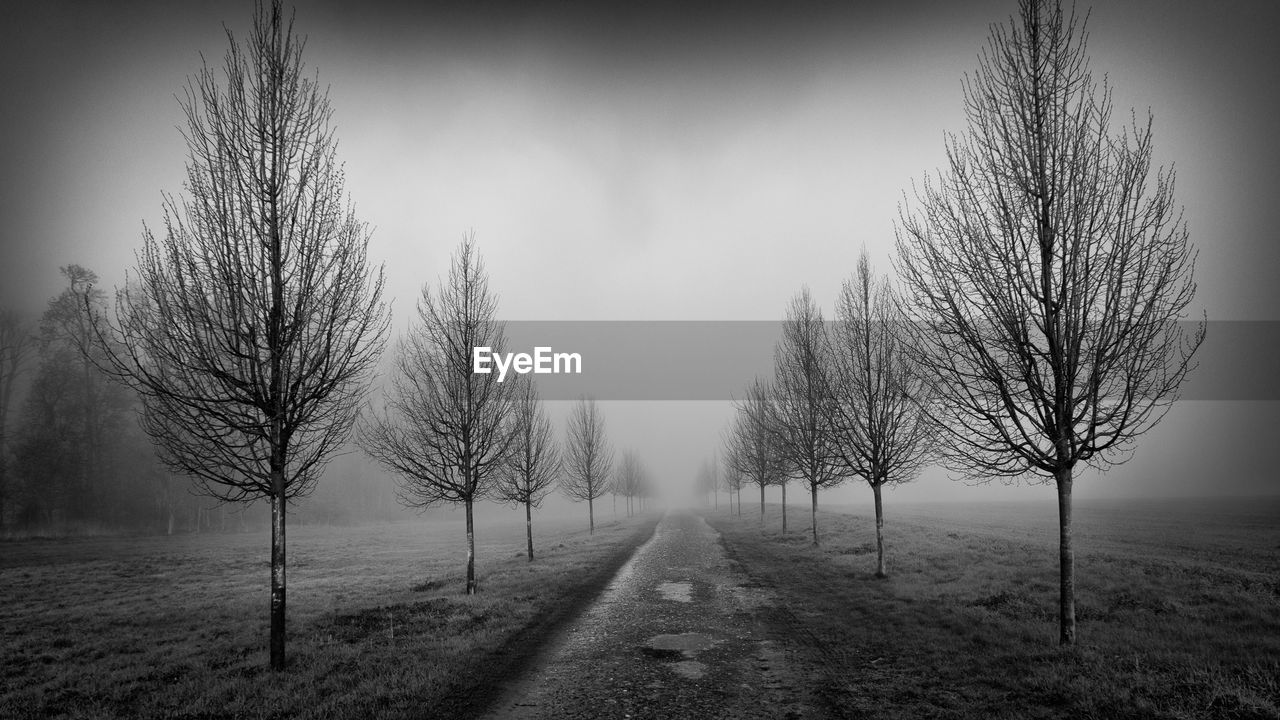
[725,378,786,526]
[773,287,845,545]
[89,2,388,669]
[497,376,560,561]
[896,0,1203,644]
[360,236,514,592]
[828,250,933,577]
[0,308,34,529]
[562,396,614,534]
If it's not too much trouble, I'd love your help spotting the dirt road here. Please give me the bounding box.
[483,510,836,719]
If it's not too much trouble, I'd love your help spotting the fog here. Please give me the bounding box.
[2,0,1278,532]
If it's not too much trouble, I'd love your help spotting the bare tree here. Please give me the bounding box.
[694,457,719,508]
[636,464,654,512]
[828,250,933,577]
[708,458,719,509]
[89,1,388,669]
[497,376,560,561]
[0,308,34,529]
[360,236,514,593]
[47,267,134,522]
[725,378,786,527]
[721,453,744,517]
[638,456,652,513]
[628,454,655,514]
[773,287,845,545]
[896,0,1203,644]
[617,450,645,517]
[562,396,614,534]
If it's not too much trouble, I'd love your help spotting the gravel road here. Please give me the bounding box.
[483,510,829,719]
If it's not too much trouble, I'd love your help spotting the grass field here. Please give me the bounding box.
[0,509,658,719]
[706,496,1280,720]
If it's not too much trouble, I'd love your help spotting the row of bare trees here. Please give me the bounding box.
[614,450,656,518]
[359,236,640,593]
[720,249,931,578]
[65,1,648,671]
[30,0,1199,673]
[720,0,1203,647]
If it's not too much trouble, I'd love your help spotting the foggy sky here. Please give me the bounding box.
[2,0,1277,504]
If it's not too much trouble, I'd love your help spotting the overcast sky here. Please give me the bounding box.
[2,0,1277,505]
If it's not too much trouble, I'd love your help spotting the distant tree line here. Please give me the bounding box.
[0,267,189,534]
[0,267,405,536]
[720,249,931,579]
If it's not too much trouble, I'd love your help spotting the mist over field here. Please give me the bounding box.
[2,1,1279,514]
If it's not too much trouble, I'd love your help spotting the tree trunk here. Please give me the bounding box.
[167,508,174,536]
[525,498,534,562]
[0,457,6,532]
[269,489,286,670]
[1056,466,1075,645]
[588,496,594,535]
[80,355,94,522]
[810,483,819,546]
[0,416,7,531]
[873,481,886,578]
[759,483,765,524]
[466,498,477,594]
[781,482,787,533]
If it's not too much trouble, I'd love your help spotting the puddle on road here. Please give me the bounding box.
[639,645,684,660]
[639,633,718,680]
[647,632,715,652]
[657,581,693,602]
[670,660,707,679]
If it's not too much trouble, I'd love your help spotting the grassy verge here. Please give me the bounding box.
[706,499,1280,720]
[1,512,658,719]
